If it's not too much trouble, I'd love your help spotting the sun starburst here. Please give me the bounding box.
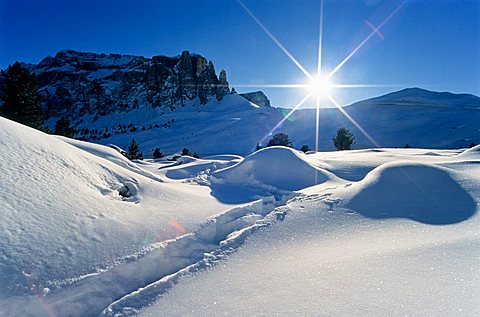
[236,0,407,152]
[307,74,334,98]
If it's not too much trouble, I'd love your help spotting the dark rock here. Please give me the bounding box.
[240,91,271,107]
[216,69,230,101]
[4,49,230,121]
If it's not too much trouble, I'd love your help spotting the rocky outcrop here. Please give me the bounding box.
[216,69,230,101]
[12,50,230,120]
[240,91,271,107]
[197,61,219,105]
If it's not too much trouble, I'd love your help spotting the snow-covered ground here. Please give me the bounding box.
[140,149,480,317]
[0,117,479,316]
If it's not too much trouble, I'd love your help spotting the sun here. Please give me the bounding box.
[307,74,334,98]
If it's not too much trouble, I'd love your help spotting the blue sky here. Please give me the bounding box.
[0,0,478,108]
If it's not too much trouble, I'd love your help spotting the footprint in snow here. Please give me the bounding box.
[323,198,341,211]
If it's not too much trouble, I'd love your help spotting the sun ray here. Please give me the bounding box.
[317,0,325,76]
[236,0,313,80]
[332,84,404,88]
[238,0,404,151]
[314,95,321,183]
[327,1,406,78]
[315,96,321,152]
[232,84,308,89]
[365,20,385,40]
[260,93,312,144]
[326,94,380,147]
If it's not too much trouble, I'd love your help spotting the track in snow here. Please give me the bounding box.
[3,194,297,317]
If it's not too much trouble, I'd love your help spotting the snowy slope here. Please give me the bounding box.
[88,88,480,156]
[0,117,245,315]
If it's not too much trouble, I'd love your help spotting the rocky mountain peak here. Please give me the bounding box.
[5,50,232,120]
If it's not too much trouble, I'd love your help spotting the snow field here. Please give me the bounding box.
[141,153,480,316]
[1,116,479,316]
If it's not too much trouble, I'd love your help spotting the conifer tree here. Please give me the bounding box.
[54,116,76,138]
[127,138,142,160]
[267,133,292,147]
[332,128,355,150]
[1,62,43,128]
[182,147,191,156]
[152,147,163,159]
[300,145,310,153]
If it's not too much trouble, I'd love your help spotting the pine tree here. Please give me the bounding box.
[332,128,355,150]
[182,147,191,156]
[54,116,76,138]
[267,133,292,147]
[152,147,163,159]
[1,62,44,128]
[127,138,142,160]
[300,145,310,153]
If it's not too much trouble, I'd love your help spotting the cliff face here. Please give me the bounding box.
[21,50,230,120]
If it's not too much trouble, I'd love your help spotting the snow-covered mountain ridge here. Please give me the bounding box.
[84,86,479,156]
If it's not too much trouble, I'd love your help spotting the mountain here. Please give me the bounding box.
[14,49,232,120]
[239,91,271,107]
[1,49,479,155]
[357,87,480,109]
[80,86,478,155]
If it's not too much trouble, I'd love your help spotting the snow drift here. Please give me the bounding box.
[212,146,336,191]
[0,117,232,305]
[341,161,476,224]
[164,156,239,181]
[457,144,480,159]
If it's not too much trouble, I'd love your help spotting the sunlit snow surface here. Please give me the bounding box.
[0,117,479,316]
[141,151,480,316]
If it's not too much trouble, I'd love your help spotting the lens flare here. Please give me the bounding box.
[168,218,188,235]
[260,93,312,145]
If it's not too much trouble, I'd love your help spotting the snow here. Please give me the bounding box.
[212,146,339,191]
[0,117,240,315]
[1,116,479,316]
[338,161,476,224]
[142,204,480,316]
[141,149,480,317]
[84,88,480,156]
[87,69,116,79]
[457,144,480,159]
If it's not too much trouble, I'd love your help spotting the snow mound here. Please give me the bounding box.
[212,146,336,191]
[457,144,480,159]
[202,154,243,161]
[342,162,476,224]
[165,159,237,181]
[58,136,163,182]
[176,155,198,164]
